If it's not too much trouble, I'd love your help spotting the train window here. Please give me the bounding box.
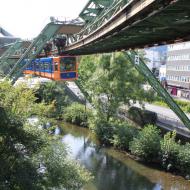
[44,62,49,70]
[35,62,39,70]
[54,62,58,71]
[60,57,76,72]
[39,62,42,71]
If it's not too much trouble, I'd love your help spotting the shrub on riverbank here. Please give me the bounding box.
[64,103,92,127]
[90,117,138,148]
[111,123,138,150]
[129,125,161,162]
[160,131,190,177]
[177,143,190,176]
[160,131,180,171]
[91,118,115,145]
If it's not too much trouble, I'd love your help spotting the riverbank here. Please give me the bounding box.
[60,122,190,190]
[62,103,190,181]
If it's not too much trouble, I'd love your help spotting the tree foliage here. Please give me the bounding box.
[0,81,91,190]
[36,81,71,117]
[79,52,152,122]
[129,125,161,161]
[64,103,92,127]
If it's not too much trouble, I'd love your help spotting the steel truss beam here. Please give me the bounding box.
[0,41,23,65]
[126,50,190,129]
[79,0,114,23]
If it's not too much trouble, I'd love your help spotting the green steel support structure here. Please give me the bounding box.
[126,50,190,129]
[6,23,62,83]
[0,41,23,66]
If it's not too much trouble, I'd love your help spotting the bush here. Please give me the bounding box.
[160,131,180,171]
[161,131,190,176]
[177,143,190,175]
[64,103,92,127]
[129,125,161,161]
[111,122,137,150]
[127,107,157,126]
[90,117,115,145]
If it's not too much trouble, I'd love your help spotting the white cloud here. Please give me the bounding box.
[0,0,88,39]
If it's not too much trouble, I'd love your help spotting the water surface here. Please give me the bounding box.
[59,123,190,190]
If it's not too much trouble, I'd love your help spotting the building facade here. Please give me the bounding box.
[166,42,190,99]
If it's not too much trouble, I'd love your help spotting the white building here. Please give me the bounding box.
[166,41,190,99]
[159,65,166,81]
[145,49,161,70]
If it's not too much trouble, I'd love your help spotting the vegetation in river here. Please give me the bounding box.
[0,81,91,190]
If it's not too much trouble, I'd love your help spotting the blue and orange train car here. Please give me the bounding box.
[23,56,78,80]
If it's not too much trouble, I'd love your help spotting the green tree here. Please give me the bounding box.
[78,55,98,86]
[80,52,151,121]
[37,81,71,118]
[0,81,91,190]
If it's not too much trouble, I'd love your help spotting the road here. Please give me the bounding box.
[122,102,190,138]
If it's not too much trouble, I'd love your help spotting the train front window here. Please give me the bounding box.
[60,57,76,72]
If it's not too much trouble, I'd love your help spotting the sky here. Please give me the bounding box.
[0,0,89,39]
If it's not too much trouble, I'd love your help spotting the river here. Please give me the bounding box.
[57,123,190,190]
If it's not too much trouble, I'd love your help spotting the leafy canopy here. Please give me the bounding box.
[0,81,91,190]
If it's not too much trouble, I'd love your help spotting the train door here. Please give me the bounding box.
[53,57,60,80]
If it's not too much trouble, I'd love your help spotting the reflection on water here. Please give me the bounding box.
[60,123,190,190]
[54,127,61,135]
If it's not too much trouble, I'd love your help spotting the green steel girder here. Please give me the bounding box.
[66,0,190,55]
[0,41,23,65]
[79,0,115,23]
[126,50,190,129]
[86,8,103,14]
[94,0,113,7]
[75,0,128,42]
[0,41,25,77]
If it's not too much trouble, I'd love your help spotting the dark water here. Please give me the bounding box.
[59,123,190,190]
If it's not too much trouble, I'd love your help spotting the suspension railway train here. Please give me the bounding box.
[23,56,78,81]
